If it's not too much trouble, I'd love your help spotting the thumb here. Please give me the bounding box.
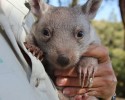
[82,45,110,63]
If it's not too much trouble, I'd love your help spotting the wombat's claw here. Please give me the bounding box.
[33,51,36,56]
[79,66,82,86]
[86,69,90,87]
[81,68,87,88]
[78,66,95,88]
[24,42,44,61]
[37,54,40,59]
[78,66,86,88]
[28,48,31,52]
[37,53,42,60]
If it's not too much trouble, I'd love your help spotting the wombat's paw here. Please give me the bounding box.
[24,42,43,61]
[78,57,98,88]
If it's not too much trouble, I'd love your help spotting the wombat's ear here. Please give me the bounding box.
[28,0,52,17]
[82,0,102,20]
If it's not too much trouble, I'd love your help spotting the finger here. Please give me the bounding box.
[63,87,87,96]
[56,65,114,88]
[87,73,115,88]
[82,45,110,63]
[56,76,106,88]
[73,95,88,100]
[73,95,83,100]
[89,77,104,88]
[85,66,94,87]
[85,90,100,98]
[94,63,114,77]
[56,75,105,88]
[85,87,108,99]
[81,68,86,88]
[54,67,77,77]
[78,66,82,86]
[87,87,105,97]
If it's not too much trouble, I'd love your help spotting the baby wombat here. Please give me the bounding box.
[26,0,102,99]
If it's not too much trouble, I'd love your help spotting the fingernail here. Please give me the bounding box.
[57,78,67,86]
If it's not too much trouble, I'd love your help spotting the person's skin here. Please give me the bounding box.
[55,45,117,100]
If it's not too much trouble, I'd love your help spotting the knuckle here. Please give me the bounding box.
[103,46,109,53]
[108,72,117,85]
[106,68,113,75]
[103,48,109,57]
[112,77,117,85]
[99,46,109,57]
[104,76,117,87]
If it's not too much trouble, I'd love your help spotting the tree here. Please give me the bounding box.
[119,0,125,50]
[70,0,78,7]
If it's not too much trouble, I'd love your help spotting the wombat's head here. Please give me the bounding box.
[27,0,102,69]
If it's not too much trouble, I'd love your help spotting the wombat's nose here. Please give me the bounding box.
[57,54,70,67]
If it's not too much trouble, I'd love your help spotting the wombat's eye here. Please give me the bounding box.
[42,29,51,37]
[76,31,84,38]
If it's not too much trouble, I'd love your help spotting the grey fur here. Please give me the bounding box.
[26,0,102,99]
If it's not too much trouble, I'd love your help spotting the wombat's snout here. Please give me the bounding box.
[57,54,70,67]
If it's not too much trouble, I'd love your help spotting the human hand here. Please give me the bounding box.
[55,45,117,100]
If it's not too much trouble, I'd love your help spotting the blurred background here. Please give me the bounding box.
[45,0,125,99]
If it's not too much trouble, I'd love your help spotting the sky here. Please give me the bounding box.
[47,0,122,22]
